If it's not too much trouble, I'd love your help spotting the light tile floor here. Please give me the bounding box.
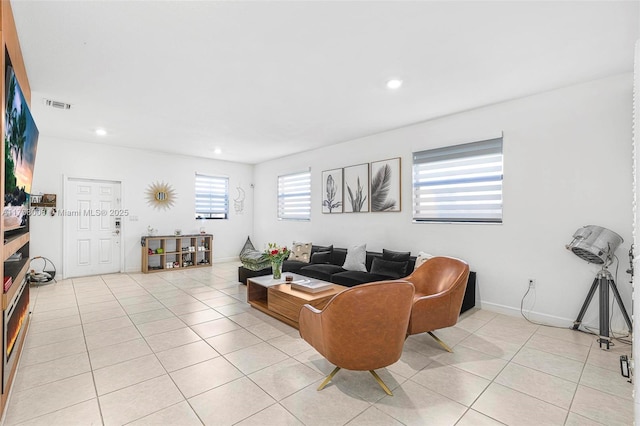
[0,262,633,425]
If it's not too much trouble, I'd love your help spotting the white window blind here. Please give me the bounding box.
[195,174,229,219]
[278,171,311,221]
[412,137,503,223]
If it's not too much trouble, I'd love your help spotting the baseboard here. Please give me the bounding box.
[480,301,572,326]
[479,301,630,335]
[213,256,239,263]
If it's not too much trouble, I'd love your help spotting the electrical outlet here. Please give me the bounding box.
[528,278,535,288]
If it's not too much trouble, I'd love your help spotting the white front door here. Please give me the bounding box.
[64,178,122,278]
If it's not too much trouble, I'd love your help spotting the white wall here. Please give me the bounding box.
[253,74,634,328]
[29,139,254,275]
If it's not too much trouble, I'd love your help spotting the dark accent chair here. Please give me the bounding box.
[298,280,414,395]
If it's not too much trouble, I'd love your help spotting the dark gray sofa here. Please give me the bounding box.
[238,244,477,314]
[239,245,414,286]
[280,246,416,287]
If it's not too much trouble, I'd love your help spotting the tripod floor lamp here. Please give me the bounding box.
[566,225,632,349]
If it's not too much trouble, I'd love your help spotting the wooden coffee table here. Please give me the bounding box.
[246,273,346,329]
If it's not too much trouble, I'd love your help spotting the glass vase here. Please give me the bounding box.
[272,260,283,280]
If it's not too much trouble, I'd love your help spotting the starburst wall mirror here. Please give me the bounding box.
[146,181,176,210]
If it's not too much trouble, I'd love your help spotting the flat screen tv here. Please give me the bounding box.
[4,57,39,232]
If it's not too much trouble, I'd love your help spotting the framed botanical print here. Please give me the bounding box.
[370,157,401,212]
[322,168,343,213]
[343,163,369,213]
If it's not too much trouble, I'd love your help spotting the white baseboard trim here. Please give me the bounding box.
[479,301,630,335]
[479,301,573,327]
[124,257,239,274]
[213,256,239,263]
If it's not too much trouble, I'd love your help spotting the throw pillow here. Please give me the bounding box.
[382,249,411,262]
[414,251,434,270]
[342,243,367,272]
[315,244,333,253]
[289,242,312,263]
[371,257,409,279]
[311,251,332,264]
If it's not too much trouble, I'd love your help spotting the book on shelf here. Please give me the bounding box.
[290,279,333,294]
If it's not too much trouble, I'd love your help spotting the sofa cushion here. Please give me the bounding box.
[289,242,312,263]
[383,249,411,262]
[370,257,409,279]
[342,243,367,272]
[311,251,332,264]
[283,260,308,273]
[316,244,333,253]
[330,271,392,287]
[299,264,345,281]
[365,252,381,271]
[331,248,348,266]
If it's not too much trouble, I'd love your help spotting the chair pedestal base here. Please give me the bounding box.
[428,331,453,352]
[369,370,393,395]
[317,366,341,392]
[317,366,394,396]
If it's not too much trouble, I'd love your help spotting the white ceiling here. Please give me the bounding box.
[10,1,639,164]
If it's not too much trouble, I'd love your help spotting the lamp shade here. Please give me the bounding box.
[566,225,623,265]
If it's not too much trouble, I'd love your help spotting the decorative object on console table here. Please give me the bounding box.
[264,243,290,280]
[370,157,401,212]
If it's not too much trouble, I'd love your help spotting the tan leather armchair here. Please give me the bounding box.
[404,256,470,352]
[299,280,414,395]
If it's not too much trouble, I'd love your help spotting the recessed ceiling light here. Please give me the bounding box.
[386,79,403,90]
[213,148,222,155]
[95,128,107,136]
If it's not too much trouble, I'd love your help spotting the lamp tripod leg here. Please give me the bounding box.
[609,279,633,333]
[598,275,610,349]
[574,269,632,350]
[573,277,600,330]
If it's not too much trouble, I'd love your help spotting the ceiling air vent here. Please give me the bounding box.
[43,99,71,110]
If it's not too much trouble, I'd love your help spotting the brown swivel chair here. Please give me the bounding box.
[298,280,414,395]
[404,256,470,352]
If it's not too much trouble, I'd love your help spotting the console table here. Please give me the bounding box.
[141,234,212,273]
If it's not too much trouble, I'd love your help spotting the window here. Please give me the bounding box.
[412,137,503,223]
[278,171,311,221]
[195,174,229,219]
